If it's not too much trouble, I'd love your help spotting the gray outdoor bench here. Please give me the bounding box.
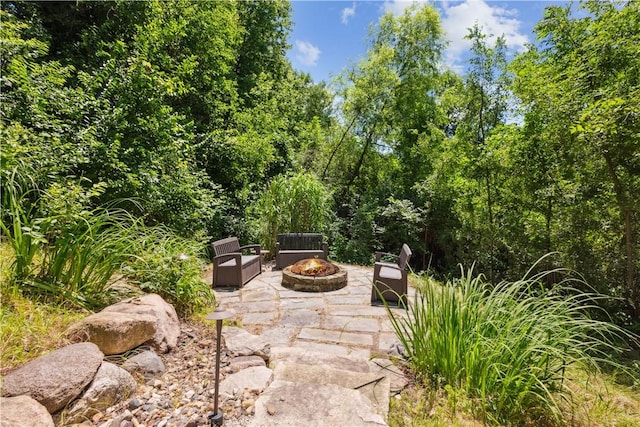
[275,233,328,270]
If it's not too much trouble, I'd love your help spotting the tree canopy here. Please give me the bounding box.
[2,0,638,323]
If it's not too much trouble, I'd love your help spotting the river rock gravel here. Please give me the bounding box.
[72,321,254,427]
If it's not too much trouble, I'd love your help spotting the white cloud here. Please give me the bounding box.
[441,0,529,66]
[381,0,529,70]
[382,0,428,16]
[295,40,321,67]
[342,2,356,24]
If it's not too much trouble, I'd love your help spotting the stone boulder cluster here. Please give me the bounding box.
[1,287,408,426]
[0,294,180,427]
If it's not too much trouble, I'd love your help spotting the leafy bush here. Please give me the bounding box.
[251,172,332,256]
[385,258,638,425]
[122,227,214,316]
[1,173,137,309]
[2,171,213,314]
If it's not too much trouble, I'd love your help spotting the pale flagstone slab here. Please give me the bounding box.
[329,305,392,317]
[292,341,371,359]
[349,272,373,280]
[269,346,371,372]
[261,274,283,284]
[324,294,369,305]
[242,279,269,290]
[250,380,387,427]
[290,341,348,356]
[347,284,374,295]
[324,315,381,333]
[214,293,241,304]
[223,327,296,359]
[299,327,373,347]
[280,309,321,327]
[380,318,397,333]
[228,300,278,314]
[378,332,402,354]
[219,366,274,397]
[242,289,278,302]
[258,326,298,347]
[280,297,325,310]
[228,355,267,373]
[272,362,390,418]
[241,311,277,326]
[277,289,317,299]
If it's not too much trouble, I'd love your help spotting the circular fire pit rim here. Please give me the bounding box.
[281,259,348,292]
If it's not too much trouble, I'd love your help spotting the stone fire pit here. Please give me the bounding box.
[281,258,348,292]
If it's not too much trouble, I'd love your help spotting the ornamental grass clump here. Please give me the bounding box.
[385,259,638,425]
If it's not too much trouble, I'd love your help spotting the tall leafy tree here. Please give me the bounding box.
[322,4,445,264]
[512,0,640,315]
[455,25,511,279]
[326,4,444,191]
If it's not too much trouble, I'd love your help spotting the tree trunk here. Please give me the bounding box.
[322,114,358,181]
[603,151,637,316]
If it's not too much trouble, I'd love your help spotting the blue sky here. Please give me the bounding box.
[287,0,567,83]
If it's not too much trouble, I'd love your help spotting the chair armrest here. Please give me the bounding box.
[213,252,242,267]
[375,261,401,270]
[375,251,399,262]
[239,244,261,255]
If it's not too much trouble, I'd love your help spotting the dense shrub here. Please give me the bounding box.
[121,227,214,316]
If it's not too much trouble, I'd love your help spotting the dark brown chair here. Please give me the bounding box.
[211,237,261,288]
[275,233,328,270]
[371,244,412,306]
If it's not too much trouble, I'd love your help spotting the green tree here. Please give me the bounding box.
[454,25,511,280]
[321,4,445,266]
[512,0,640,316]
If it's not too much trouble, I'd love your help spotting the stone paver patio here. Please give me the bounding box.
[209,263,415,426]
[213,264,413,359]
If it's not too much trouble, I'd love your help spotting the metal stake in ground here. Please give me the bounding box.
[206,308,234,426]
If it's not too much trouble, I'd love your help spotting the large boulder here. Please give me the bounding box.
[1,342,103,413]
[64,362,137,424]
[0,395,55,427]
[102,294,180,353]
[66,311,157,355]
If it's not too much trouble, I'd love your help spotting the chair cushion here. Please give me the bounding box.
[219,255,260,268]
[376,261,399,270]
[378,266,402,280]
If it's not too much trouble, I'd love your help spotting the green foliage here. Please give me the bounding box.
[3,0,639,325]
[331,198,380,265]
[1,182,138,309]
[1,173,213,314]
[385,259,638,425]
[252,172,332,256]
[1,178,42,284]
[510,0,640,313]
[121,227,214,316]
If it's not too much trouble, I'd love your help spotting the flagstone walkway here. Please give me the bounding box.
[213,263,413,359]
[209,263,413,426]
